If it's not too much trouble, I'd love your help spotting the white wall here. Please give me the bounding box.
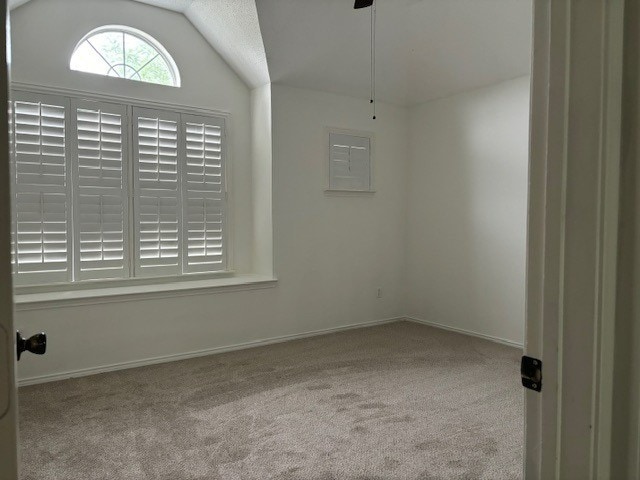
[13,81,409,382]
[270,85,408,312]
[10,0,528,381]
[251,84,273,276]
[405,77,530,345]
[9,0,254,273]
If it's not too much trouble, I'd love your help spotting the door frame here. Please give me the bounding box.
[525,0,625,478]
[610,0,640,476]
[0,0,631,479]
[0,0,19,478]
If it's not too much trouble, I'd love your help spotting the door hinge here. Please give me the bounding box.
[521,355,542,392]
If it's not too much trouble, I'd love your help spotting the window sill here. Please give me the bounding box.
[13,274,278,311]
[324,189,376,196]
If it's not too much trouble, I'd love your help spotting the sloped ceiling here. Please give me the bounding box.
[10,0,531,105]
[135,0,270,88]
[8,0,271,89]
[256,0,532,106]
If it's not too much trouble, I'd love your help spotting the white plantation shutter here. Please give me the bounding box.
[182,114,226,273]
[329,132,371,191]
[10,89,231,286]
[10,93,71,285]
[133,107,181,277]
[72,100,128,280]
[9,100,15,274]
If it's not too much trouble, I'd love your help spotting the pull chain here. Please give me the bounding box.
[370,1,376,120]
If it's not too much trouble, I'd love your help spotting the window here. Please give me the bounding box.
[327,130,373,192]
[70,26,180,87]
[10,91,227,286]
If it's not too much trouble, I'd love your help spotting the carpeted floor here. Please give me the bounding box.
[19,321,523,480]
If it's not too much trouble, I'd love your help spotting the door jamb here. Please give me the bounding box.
[525,1,625,478]
[0,0,19,478]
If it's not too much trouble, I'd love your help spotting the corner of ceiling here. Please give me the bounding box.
[8,0,31,9]
[183,0,270,90]
[134,0,271,89]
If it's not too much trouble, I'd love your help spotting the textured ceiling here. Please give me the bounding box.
[135,0,270,88]
[256,0,532,106]
[9,0,271,89]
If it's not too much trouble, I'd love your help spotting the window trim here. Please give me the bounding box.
[70,25,182,88]
[324,126,376,195]
[13,274,277,311]
[10,83,236,294]
[11,83,231,121]
[16,269,236,295]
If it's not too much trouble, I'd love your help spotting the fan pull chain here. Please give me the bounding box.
[370,1,377,120]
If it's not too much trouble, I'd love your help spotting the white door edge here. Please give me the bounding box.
[0,0,19,478]
[525,1,625,478]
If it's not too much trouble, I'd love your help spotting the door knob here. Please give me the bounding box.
[16,331,46,361]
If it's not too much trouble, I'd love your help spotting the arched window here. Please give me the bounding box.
[70,26,180,87]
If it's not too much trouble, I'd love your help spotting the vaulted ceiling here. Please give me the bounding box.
[10,0,532,106]
[256,0,532,106]
[132,0,270,88]
[8,0,271,89]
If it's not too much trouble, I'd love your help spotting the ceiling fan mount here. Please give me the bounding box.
[354,0,374,9]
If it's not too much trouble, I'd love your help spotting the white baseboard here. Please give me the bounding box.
[18,317,404,387]
[405,316,523,349]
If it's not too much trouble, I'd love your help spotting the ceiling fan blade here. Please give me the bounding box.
[354,0,374,9]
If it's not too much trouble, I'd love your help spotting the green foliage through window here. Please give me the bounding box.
[70,27,179,87]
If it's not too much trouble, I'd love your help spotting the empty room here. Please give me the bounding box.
[4,0,536,478]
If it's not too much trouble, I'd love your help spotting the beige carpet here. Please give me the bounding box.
[19,321,523,480]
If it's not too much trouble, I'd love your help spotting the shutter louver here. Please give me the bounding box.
[11,94,71,285]
[9,100,16,274]
[182,115,226,273]
[10,91,231,286]
[329,133,371,191]
[73,101,128,279]
[133,108,181,276]
[15,192,69,273]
